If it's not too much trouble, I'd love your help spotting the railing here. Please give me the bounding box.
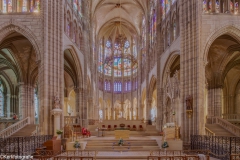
[0,117,30,138]
[64,116,89,127]
[191,135,240,160]
[222,114,240,120]
[35,150,97,160]
[207,116,240,137]
[147,155,207,160]
[205,127,215,136]
[0,135,52,156]
[231,154,240,160]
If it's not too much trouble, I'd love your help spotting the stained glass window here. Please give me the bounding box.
[7,0,12,12]
[2,0,7,13]
[104,81,107,90]
[236,2,239,14]
[150,9,156,45]
[161,0,165,19]
[98,41,103,73]
[128,81,131,91]
[209,1,212,11]
[203,0,207,13]
[73,0,77,12]
[142,17,147,65]
[173,20,176,40]
[216,0,220,13]
[166,0,170,14]
[99,110,103,119]
[0,84,3,117]
[78,0,82,17]
[17,0,28,12]
[34,0,40,12]
[100,39,137,77]
[34,89,39,123]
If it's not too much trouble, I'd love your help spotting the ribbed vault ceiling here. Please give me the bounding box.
[92,0,147,39]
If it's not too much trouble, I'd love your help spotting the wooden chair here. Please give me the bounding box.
[114,125,117,129]
[108,125,111,131]
[102,125,106,128]
[139,125,143,131]
[72,125,81,139]
[127,125,131,130]
[132,125,136,131]
[63,125,72,138]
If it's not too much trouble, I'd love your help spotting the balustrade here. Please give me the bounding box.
[0,117,30,138]
[206,116,240,136]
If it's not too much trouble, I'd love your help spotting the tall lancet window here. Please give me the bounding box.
[34,88,39,123]
[0,83,4,117]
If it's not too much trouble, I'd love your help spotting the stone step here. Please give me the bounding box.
[205,124,235,136]
[11,124,36,137]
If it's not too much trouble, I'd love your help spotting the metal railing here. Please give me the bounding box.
[230,154,240,160]
[147,155,207,160]
[0,117,30,138]
[207,116,240,137]
[0,135,53,156]
[35,150,97,160]
[191,135,240,160]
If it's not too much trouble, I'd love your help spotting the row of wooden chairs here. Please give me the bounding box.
[102,124,144,131]
[147,155,209,160]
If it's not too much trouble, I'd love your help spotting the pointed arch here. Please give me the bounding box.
[203,25,240,64]
[0,22,42,61]
[162,51,180,87]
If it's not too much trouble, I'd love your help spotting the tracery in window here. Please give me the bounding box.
[166,0,170,14]
[173,19,176,40]
[203,0,207,13]
[7,0,12,12]
[99,39,138,77]
[216,0,220,13]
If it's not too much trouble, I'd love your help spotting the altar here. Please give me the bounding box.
[114,129,130,139]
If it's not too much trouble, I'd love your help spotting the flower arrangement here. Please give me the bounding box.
[73,141,81,149]
[162,141,169,148]
[56,130,63,135]
[118,138,124,146]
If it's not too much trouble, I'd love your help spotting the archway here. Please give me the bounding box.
[0,31,38,124]
[205,34,240,117]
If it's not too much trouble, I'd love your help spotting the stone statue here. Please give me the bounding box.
[54,95,60,109]
[186,95,193,110]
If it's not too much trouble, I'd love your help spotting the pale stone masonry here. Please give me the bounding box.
[0,0,240,146]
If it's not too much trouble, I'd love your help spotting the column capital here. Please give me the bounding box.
[51,108,62,116]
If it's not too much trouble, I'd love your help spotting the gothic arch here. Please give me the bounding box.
[64,46,83,88]
[0,22,42,61]
[162,51,180,87]
[149,75,156,99]
[203,25,240,64]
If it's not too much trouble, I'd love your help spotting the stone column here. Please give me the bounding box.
[146,99,152,124]
[6,94,11,118]
[18,82,25,119]
[208,88,223,117]
[238,0,240,14]
[51,108,62,136]
[88,97,93,119]
[212,0,216,12]
[64,97,69,116]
